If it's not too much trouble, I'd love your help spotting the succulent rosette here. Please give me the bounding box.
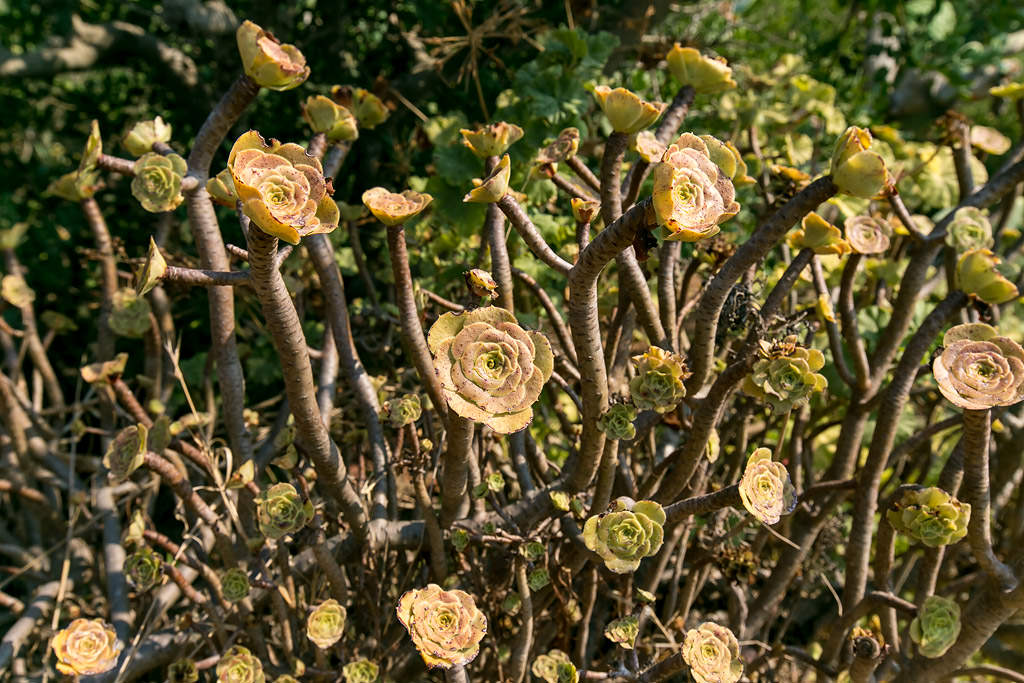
[426,306,553,434]
[464,154,511,203]
[945,207,993,253]
[396,583,488,669]
[633,131,667,163]
[216,645,265,683]
[583,497,665,574]
[604,615,639,649]
[342,659,380,683]
[910,596,961,658]
[666,45,737,94]
[255,482,313,539]
[652,133,740,242]
[220,568,251,603]
[384,394,422,427]
[531,650,578,683]
[789,212,850,255]
[932,323,1024,410]
[886,486,970,547]
[844,215,891,254]
[50,618,122,676]
[125,546,162,591]
[331,86,389,129]
[228,130,339,245]
[629,346,689,413]
[830,126,890,198]
[307,598,347,649]
[167,658,200,683]
[592,86,665,134]
[109,288,152,338]
[741,337,828,413]
[460,121,524,158]
[956,248,1020,305]
[699,134,754,186]
[302,95,358,142]
[103,424,148,482]
[206,168,238,207]
[464,268,499,300]
[236,20,309,91]
[362,187,433,226]
[970,125,1011,155]
[738,448,797,525]
[681,622,743,683]
[598,402,638,440]
[130,152,186,213]
[123,116,172,156]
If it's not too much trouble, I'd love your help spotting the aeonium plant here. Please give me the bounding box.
[396,584,488,669]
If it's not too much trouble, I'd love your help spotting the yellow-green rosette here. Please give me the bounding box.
[582,497,665,574]
[362,187,433,226]
[531,650,579,683]
[302,95,359,142]
[123,116,172,156]
[945,207,993,254]
[629,346,689,413]
[255,482,313,539]
[46,120,103,201]
[221,568,250,603]
[681,622,743,683]
[342,659,380,683]
[216,645,265,683]
[652,133,740,242]
[592,86,665,134]
[738,447,796,525]
[829,126,889,198]
[789,212,850,255]
[956,249,1019,305]
[886,486,970,547]
[741,337,827,413]
[910,595,961,658]
[463,154,510,204]
[666,45,737,94]
[306,598,347,649]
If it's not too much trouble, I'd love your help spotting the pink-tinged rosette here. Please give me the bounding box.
[652,133,740,242]
[396,584,487,669]
[932,322,1024,410]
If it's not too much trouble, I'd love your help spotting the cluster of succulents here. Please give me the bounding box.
[427,306,553,434]
[396,584,488,669]
[629,346,689,413]
[910,596,962,658]
[738,447,797,525]
[932,323,1024,410]
[583,497,666,573]
[886,486,970,547]
[306,599,347,649]
[741,337,828,413]
[50,618,122,676]
[681,622,744,683]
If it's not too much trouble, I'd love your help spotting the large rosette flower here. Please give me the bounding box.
[956,248,1019,305]
[255,483,313,539]
[844,215,891,254]
[583,497,665,574]
[945,206,993,253]
[910,596,961,658]
[216,646,265,683]
[306,599,347,649]
[629,346,689,413]
[228,130,338,245]
[932,323,1024,410]
[666,45,737,94]
[886,486,970,547]
[50,618,122,676]
[652,133,740,242]
[592,86,665,134]
[829,126,890,198]
[738,447,797,525]
[741,337,827,413]
[396,584,488,669]
[427,306,553,434]
[236,20,309,91]
[681,622,743,683]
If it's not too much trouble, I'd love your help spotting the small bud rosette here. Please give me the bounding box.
[255,483,313,539]
[531,650,579,683]
[570,197,600,224]
[604,615,640,649]
[302,95,358,142]
[666,45,737,94]
[236,20,309,91]
[738,448,797,525]
[681,622,743,683]
[583,497,666,574]
[228,130,339,245]
[742,337,827,413]
[830,126,889,198]
[789,212,850,255]
[598,402,638,440]
[945,207,993,253]
[206,168,238,207]
[332,86,389,129]
[886,486,970,547]
[652,133,740,242]
[342,659,380,683]
[50,618,122,676]
[956,249,1019,305]
[460,122,523,159]
[593,86,665,134]
[427,306,553,434]
[46,120,102,202]
[306,599,347,649]
[933,322,1024,410]
[396,584,488,669]
[125,546,162,591]
[383,394,422,427]
[123,116,172,157]
[221,568,250,603]
[216,645,265,683]
[464,268,499,300]
[910,595,961,658]
[362,187,433,226]
[103,424,148,482]
[629,346,689,414]
[844,215,892,254]
[464,154,510,203]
